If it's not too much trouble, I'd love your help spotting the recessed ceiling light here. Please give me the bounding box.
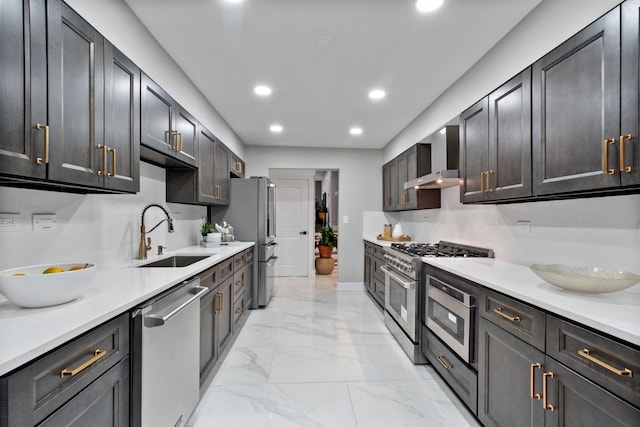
[368,89,386,100]
[416,0,443,13]
[270,124,283,133]
[350,127,363,136]
[254,85,272,96]
[223,0,244,3]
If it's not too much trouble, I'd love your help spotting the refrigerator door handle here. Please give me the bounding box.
[267,256,279,266]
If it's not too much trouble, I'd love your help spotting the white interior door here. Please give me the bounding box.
[273,178,310,276]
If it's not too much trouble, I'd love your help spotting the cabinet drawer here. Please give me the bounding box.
[233,252,246,271]
[373,244,386,260]
[199,265,218,291]
[479,288,545,351]
[245,247,254,265]
[233,267,246,300]
[546,315,640,407]
[217,257,234,281]
[422,327,478,415]
[372,257,385,282]
[0,314,129,425]
[234,296,245,325]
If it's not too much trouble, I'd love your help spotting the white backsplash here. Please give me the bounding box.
[366,187,640,275]
[0,162,207,271]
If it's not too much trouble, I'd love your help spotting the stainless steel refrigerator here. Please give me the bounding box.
[212,177,277,308]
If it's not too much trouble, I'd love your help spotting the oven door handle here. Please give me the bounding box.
[380,266,415,289]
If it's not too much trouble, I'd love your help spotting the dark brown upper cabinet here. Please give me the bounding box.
[532,7,621,196]
[382,160,397,211]
[0,0,139,193]
[141,72,198,168]
[621,0,640,187]
[214,141,230,205]
[461,69,532,203]
[229,153,245,178]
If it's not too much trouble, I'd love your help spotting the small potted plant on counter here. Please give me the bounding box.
[201,222,215,241]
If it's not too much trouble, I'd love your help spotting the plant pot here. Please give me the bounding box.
[317,245,333,258]
[315,257,334,275]
[318,212,326,221]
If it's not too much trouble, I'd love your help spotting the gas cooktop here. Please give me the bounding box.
[389,241,494,258]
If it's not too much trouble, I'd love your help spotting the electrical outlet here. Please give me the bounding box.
[0,213,20,232]
[516,221,531,235]
[33,213,56,231]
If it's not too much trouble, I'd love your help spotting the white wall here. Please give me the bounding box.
[0,163,206,271]
[246,146,383,284]
[65,0,245,157]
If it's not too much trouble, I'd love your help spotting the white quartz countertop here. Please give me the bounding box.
[422,258,640,348]
[0,242,254,376]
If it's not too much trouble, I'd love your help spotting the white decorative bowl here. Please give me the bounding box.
[530,264,640,294]
[0,263,95,308]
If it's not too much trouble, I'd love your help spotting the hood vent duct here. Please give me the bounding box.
[404,125,459,189]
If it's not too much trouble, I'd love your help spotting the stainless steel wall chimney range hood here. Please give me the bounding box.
[404,125,459,190]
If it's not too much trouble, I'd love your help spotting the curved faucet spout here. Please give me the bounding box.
[138,204,174,259]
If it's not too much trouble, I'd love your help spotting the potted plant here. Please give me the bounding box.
[316,200,328,225]
[200,222,214,240]
[316,226,337,258]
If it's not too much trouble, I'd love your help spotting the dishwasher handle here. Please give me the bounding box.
[145,285,208,327]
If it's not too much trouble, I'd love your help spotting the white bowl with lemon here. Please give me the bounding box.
[0,263,95,308]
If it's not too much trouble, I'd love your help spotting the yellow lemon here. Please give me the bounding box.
[12,273,27,276]
[68,265,86,271]
[42,267,64,274]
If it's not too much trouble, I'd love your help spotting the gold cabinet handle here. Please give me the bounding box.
[235,307,244,315]
[437,355,453,370]
[108,147,116,178]
[480,171,486,193]
[494,307,521,322]
[603,138,616,175]
[235,280,244,287]
[178,132,183,152]
[620,134,632,173]
[96,144,107,175]
[36,124,50,165]
[542,371,555,411]
[376,290,385,297]
[214,292,223,314]
[235,258,244,264]
[60,349,107,377]
[530,363,542,400]
[578,349,633,377]
[486,170,494,192]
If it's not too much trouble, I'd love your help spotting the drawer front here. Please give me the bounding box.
[546,315,640,407]
[199,265,218,291]
[479,288,545,351]
[373,277,385,306]
[364,242,374,255]
[372,257,385,282]
[373,244,386,260]
[233,267,246,300]
[245,247,254,265]
[234,295,245,325]
[233,252,246,271]
[218,257,234,281]
[2,314,129,425]
[422,327,478,415]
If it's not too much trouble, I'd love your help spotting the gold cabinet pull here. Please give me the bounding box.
[376,290,385,297]
[108,147,116,177]
[530,363,541,400]
[603,138,616,175]
[620,134,632,173]
[480,172,486,193]
[235,307,244,315]
[235,280,244,287]
[578,349,633,377]
[486,170,494,192]
[60,349,107,377]
[214,292,223,314]
[96,144,108,175]
[437,355,453,370]
[542,371,555,411]
[36,124,50,165]
[178,132,183,152]
[493,307,521,322]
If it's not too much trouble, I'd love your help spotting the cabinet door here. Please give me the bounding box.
[199,290,217,383]
[382,160,396,211]
[621,0,640,186]
[141,73,174,156]
[460,97,489,203]
[364,251,373,293]
[214,141,230,205]
[532,8,621,195]
[478,319,545,427]
[38,357,130,427]
[0,0,46,180]
[396,150,411,209]
[197,127,217,204]
[544,357,640,427]
[47,0,104,188]
[229,154,245,178]
[487,68,532,201]
[244,257,254,309]
[103,43,139,193]
[216,277,234,355]
[174,107,198,167]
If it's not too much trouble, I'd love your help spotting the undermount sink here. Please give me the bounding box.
[137,255,212,268]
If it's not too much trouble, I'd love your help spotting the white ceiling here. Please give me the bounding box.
[124,0,542,149]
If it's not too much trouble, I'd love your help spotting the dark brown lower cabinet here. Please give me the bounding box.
[478,318,545,427]
[199,288,218,383]
[216,276,234,355]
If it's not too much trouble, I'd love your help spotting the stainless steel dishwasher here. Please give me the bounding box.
[131,277,207,427]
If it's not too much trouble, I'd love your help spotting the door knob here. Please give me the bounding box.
[300,231,308,235]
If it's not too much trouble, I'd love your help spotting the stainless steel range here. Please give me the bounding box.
[382,241,494,364]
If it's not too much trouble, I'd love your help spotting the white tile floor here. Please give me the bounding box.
[187,270,481,427]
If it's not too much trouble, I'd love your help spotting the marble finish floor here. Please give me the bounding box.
[187,272,481,427]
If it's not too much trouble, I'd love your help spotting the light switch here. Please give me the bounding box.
[343,215,349,224]
[33,213,56,231]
